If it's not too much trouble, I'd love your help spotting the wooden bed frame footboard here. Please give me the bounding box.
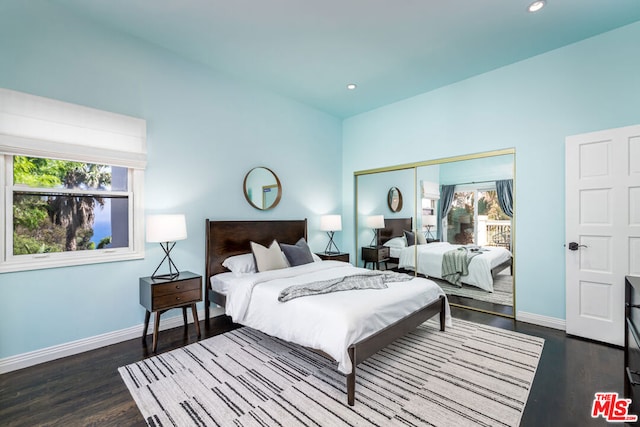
[204,218,447,406]
[491,256,513,278]
[346,294,446,406]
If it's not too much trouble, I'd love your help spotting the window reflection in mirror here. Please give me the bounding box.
[243,167,282,210]
[436,154,513,248]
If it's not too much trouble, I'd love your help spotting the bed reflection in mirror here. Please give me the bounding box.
[355,150,515,318]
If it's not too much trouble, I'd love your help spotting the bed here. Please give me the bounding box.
[204,219,451,406]
[399,242,512,292]
[378,218,512,292]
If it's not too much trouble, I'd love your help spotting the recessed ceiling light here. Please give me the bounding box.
[346,83,357,90]
[528,0,546,13]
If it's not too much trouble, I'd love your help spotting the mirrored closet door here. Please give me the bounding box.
[355,149,515,318]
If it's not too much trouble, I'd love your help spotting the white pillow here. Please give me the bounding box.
[250,240,288,272]
[416,232,427,245]
[312,252,322,262]
[222,253,256,274]
[383,236,407,249]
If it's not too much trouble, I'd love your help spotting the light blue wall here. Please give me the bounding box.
[439,154,513,185]
[342,22,640,321]
[0,4,342,359]
[2,3,639,362]
[356,168,414,265]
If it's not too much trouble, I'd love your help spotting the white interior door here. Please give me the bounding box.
[566,124,640,346]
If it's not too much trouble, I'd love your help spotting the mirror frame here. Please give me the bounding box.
[387,187,403,212]
[243,166,282,210]
[354,148,516,318]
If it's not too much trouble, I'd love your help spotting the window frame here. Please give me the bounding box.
[444,182,511,245]
[1,155,144,273]
[0,87,147,273]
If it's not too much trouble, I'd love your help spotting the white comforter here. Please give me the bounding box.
[213,261,451,374]
[398,242,512,292]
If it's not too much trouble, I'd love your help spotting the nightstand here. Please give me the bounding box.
[140,271,202,352]
[315,252,350,263]
[362,246,390,270]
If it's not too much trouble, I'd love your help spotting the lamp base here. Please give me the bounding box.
[150,242,181,280]
[425,225,435,241]
[369,229,379,247]
[323,231,340,255]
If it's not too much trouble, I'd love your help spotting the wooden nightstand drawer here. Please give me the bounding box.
[152,278,201,297]
[362,246,389,262]
[362,246,390,270]
[153,288,201,310]
[375,246,390,261]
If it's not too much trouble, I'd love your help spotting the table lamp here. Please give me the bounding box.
[146,214,187,280]
[320,214,342,254]
[424,214,437,240]
[366,215,385,247]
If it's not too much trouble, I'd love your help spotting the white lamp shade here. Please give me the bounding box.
[366,215,385,229]
[320,214,342,231]
[146,214,187,242]
[423,214,437,226]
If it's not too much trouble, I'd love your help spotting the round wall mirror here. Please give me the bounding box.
[387,187,403,212]
[243,167,282,210]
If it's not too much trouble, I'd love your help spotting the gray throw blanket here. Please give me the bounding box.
[278,271,413,302]
[441,247,483,287]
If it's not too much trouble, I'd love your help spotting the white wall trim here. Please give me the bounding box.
[2,306,563,374]
[516,310,566,331]
[0,306,224,374]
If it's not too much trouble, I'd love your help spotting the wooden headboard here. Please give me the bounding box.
[379,217,413,245]
[205,219,308,281]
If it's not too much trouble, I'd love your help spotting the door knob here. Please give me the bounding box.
[566,242,587,251]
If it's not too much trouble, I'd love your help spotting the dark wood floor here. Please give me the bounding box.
[0,308,623,426]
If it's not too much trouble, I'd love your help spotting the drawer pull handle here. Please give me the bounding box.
[176,297,181,301]
[175,285,181,289]
[627,367,640,386]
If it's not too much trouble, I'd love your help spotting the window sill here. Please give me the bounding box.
[0,250,144,274]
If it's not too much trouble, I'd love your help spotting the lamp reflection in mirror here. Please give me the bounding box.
[366,215,385,247]
[320,215,342,254]
[423,214,437,240]
[146,214,187,280]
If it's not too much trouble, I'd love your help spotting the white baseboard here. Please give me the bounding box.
[516,310,566,331]
[2,306,564,375]
[0,306,225,374]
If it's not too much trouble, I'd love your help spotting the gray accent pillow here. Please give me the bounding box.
[403,230,415,246]
[280,238,314,267]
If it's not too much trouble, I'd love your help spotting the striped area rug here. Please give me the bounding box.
[119,319,543,426]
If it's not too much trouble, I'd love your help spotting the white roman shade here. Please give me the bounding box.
[0,88,146,168]
[421,180,440,199]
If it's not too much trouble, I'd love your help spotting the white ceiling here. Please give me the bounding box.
[53,0,640,118]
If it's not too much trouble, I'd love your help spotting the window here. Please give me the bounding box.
[0,87,146,273]
[445,184,511,247]
[2,155,144,272]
